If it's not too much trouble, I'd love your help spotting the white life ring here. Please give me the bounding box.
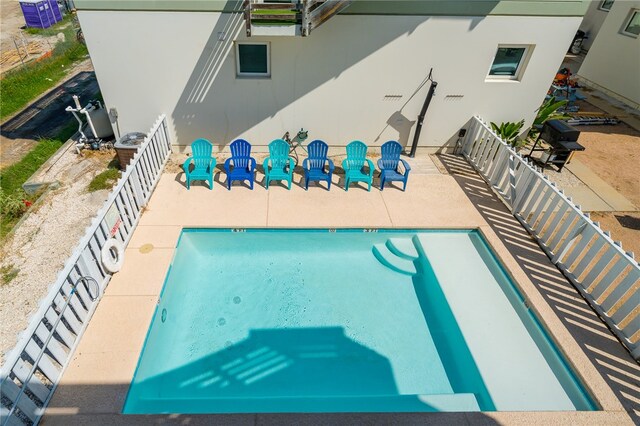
[101,238,125,273]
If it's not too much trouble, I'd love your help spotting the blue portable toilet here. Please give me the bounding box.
[19,0,63,29]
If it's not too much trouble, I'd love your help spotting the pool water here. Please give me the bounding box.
[123,229,595,414]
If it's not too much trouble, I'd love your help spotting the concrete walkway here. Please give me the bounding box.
[42,157,636,425]
[562,52,640,130]
[565,159,637,212]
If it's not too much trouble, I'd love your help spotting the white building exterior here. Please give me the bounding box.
[76,1,588,152]
[578,0,640,109]
[579,0,613,51]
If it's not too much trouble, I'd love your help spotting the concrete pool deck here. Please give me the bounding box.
[42,155,638,425]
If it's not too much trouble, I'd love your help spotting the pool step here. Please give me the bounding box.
[386,238,419,260]
[373,243,417,276]
[414,233,580,411]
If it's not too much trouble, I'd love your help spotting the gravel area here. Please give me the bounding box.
[0,147,113,364]
[431,149,585,189]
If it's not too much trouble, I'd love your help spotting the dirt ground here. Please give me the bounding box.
[572,100,640,258]
[589,212,640,258]
[574,101,640,208]
[1,0,26,54]
[0,0,63,73]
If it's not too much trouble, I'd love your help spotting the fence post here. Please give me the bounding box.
[508,153,516,211]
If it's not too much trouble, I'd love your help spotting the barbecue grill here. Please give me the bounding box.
[527,119,584,171]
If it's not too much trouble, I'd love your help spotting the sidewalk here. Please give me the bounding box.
[565,159,636,212]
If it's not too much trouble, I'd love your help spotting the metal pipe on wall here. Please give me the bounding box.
[409,70,437,158]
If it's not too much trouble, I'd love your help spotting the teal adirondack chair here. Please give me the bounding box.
[183,138,216,189]
[342,141,375,191]
[263,139,295,189]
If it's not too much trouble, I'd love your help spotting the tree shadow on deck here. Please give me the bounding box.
[437,153,640,422]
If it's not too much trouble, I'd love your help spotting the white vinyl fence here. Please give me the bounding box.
[1,114,171,426]
[461,116,639,361]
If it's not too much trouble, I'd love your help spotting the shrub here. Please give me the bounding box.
[531,97,571,135]
[0,188,28,219]
[88,167,120,192]
[490,120,525,149]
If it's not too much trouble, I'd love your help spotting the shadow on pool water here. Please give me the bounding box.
[123,327,485,414]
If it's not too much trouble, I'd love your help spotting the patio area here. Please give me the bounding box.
[41,154,637,425]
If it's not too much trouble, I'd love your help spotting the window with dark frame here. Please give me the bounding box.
[622,9,640,37]
[488,46,529,79]
[236,43,270,77]
[599,0,614,11]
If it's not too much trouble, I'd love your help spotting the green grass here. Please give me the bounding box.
[0,26,88,120]
[0,120,78,239]
[0,264,19,286]
[252,8,298,25]
[0,140,64,194]
[23,15,72,35]
[88,158,120,192]
[253,10,297,15]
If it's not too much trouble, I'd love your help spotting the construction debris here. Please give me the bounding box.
[1,39,44,69]
[567,112,620,126]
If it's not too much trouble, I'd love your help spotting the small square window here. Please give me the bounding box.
[487,45,532,81]
[599,0,614,11]
[236,42,270,77]
[622,9,640,37]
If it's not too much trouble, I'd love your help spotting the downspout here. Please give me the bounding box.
[409,69,438,158]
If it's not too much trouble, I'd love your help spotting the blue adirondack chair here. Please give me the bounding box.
[303,140,334,190]
[182,138,216,190]
[224,139,256,190]
[378,140,411,191]
[263,139,295,189]
[342,141,374,191]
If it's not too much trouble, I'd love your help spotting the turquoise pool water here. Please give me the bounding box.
[123,229,595,414]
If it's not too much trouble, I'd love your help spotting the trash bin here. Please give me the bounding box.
[114,132,146,170]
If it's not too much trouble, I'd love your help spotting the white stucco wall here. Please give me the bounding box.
[78,11,580,151]
[579,1,611,50]
[578,1,640,108]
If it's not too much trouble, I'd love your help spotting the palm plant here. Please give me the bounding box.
[533,96,570,131]
[490,120,525,149]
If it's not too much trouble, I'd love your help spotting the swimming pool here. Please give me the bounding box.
[123,229,595,414]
